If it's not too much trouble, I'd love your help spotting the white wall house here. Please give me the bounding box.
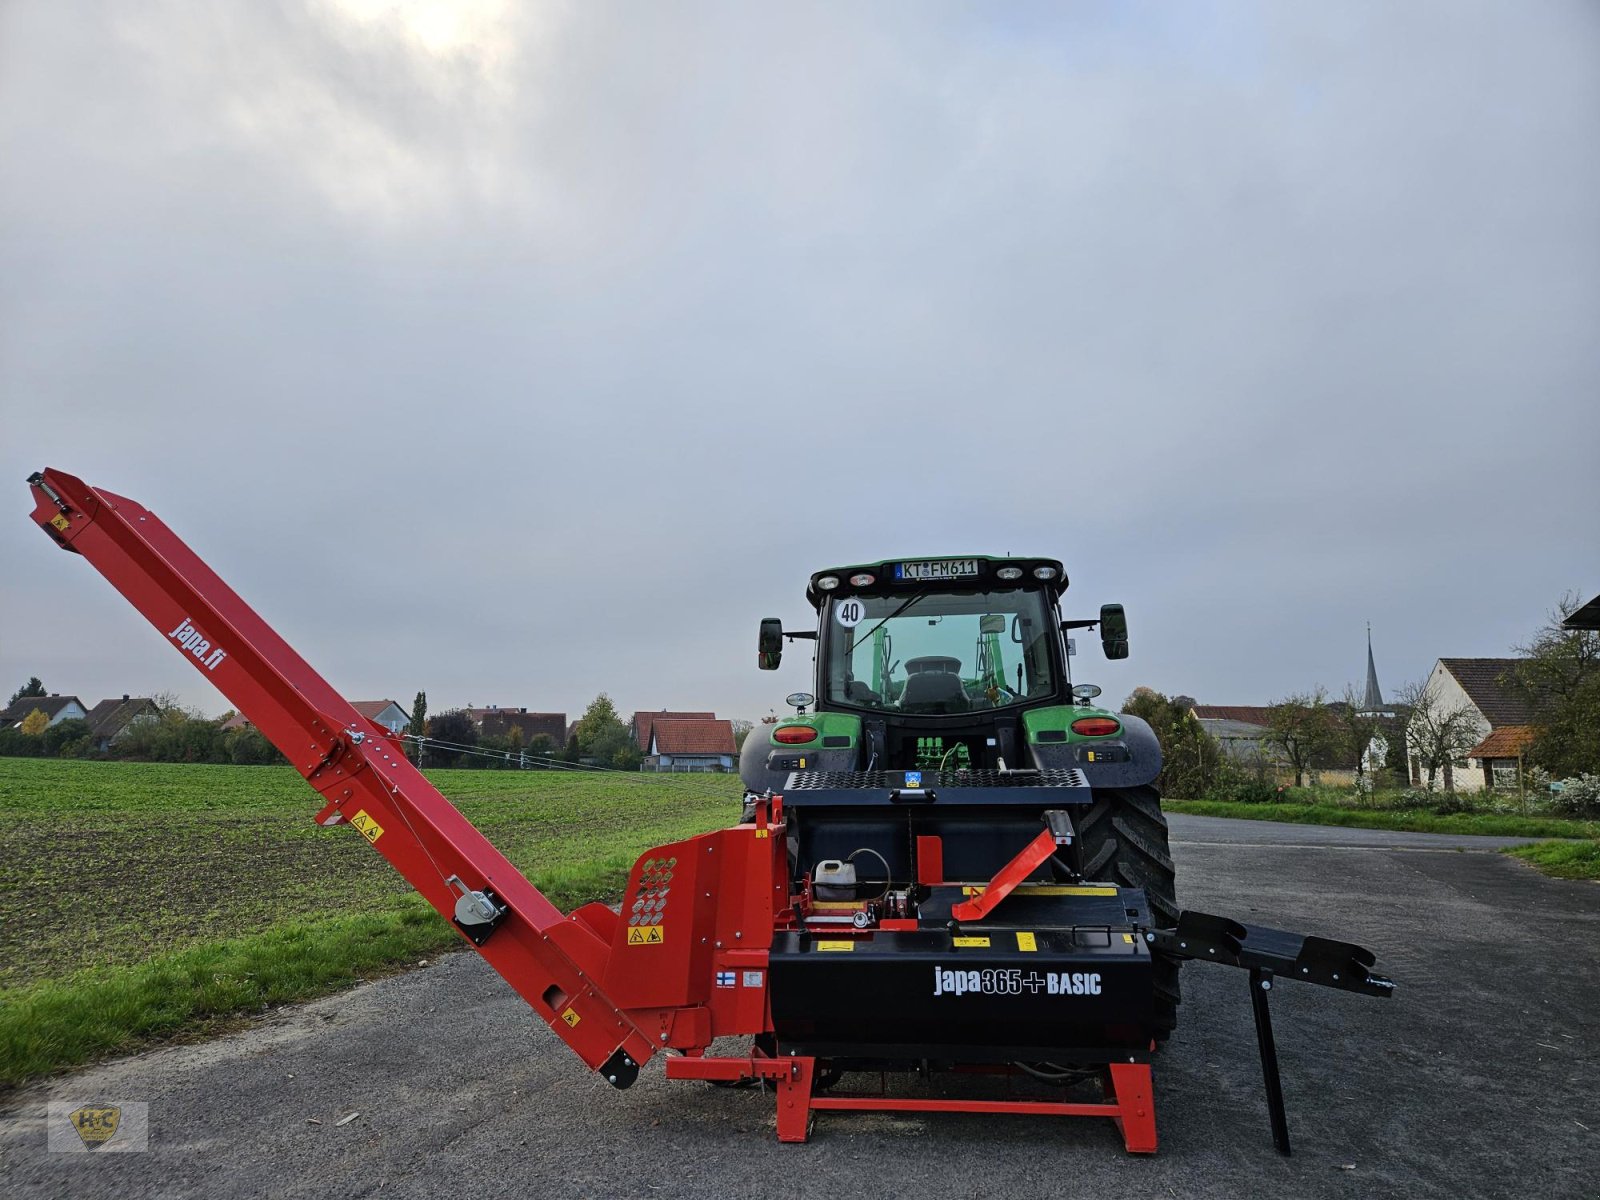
[1407,658,1533,792]
[351,700,412,735]
[2,694,88,729]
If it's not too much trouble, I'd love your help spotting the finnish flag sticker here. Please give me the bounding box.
[716,971,736,988]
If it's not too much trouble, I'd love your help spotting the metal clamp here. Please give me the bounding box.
[446,874,506,945]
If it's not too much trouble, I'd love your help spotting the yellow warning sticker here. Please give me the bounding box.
[816,940,855,952]
[1123,933,1135,944]
[953,936,991,948]
[961,884,1118,897]
[1016,931,1038,952]
[627,925,665,945]
[350,810,384,843]
[49,514,71,532]
[561,1008,581,1028]
[754,829,769,839]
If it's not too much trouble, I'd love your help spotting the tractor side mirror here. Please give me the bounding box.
[1099,604,1129,660]
[758,618,784,670]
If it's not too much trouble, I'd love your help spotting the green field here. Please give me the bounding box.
[0,759,736,1086]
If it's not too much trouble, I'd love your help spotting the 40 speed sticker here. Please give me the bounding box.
[932,967,1102,997]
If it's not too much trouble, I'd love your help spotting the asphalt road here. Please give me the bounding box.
[3,816,1596,1199]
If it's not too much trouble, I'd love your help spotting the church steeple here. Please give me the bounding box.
[1361,623,1384,713]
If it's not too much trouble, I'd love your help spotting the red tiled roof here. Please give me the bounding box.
[633,710,716,751]
[1438,659,1538,728]
[1190,705,1275,727]
[650,719,735,756]
[220,712,251,731]
[1467,725,1537,760]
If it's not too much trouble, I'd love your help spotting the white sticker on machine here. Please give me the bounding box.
[833,597,865,628]
[743,971,763,988]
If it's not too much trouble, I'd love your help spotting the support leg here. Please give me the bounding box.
[1107,1063,1157,1154]
[1249,967,1291,1155]
[775,1056,816,1143]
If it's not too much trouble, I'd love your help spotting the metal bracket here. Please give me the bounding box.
[446,874,506,946]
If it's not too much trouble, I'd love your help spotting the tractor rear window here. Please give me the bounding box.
[823,590,1058,714]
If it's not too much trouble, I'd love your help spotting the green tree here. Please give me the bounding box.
[1263,690,1340,787]
[575,694,641,770]
[424,709,478,767]
[575,693,623,749]
[1121,688,1220,799]
[42,717,91,757]
[7,677,45,708]
[731,719,754,751]
[409,691,427,736]
[1510,595,1600,778]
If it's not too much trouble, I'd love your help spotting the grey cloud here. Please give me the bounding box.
[2,1,1595,724]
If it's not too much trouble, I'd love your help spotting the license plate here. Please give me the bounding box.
[894,558,980,582]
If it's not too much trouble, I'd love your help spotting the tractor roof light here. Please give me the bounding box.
[1071,716,1121,737]
[773,725,818,745]
[1033,566,1059,580]
[995,566,1023,580]
[816,575,841,591]
[849,573,875,586]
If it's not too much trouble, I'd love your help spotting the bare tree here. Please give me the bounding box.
[1263,688,1339,787]
[1336,685,1384,786]
[1397,677,1482,792]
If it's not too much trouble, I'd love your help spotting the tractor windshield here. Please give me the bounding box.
[823,589,1059,714]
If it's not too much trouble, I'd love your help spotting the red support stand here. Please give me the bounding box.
[667,1054,1158,1152]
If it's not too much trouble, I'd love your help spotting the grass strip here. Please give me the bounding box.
[0,900,450,1088]
[0,852,652,1088]
[1505,840,1600,880]
[1163,799,1599,840]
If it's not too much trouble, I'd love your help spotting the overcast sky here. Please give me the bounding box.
[2,1,1596,728]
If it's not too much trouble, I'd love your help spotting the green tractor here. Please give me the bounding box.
[740,555,1182,1035]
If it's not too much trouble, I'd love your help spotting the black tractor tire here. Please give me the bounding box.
[1073,785,1182,1040]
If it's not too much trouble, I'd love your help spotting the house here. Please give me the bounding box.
[351,699,413,735]
[1564,593,1600,631]
[83,696,160,751]
[1189,705,1277,765]
[1407,658,1536,792]
[476,708,567,747]
[631,710,716,753]
[644,718,737,773]
[2,694,88,730]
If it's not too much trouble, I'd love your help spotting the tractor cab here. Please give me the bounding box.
[756,556,1128,773]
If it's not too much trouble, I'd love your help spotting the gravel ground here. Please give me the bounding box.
[2,815,1595,1199]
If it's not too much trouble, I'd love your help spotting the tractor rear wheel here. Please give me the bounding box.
[1073,785,1181,1040]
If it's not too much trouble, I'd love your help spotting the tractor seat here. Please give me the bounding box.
[899,658,969,712]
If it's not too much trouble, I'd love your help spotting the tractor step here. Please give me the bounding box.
[782,767,1092,807]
